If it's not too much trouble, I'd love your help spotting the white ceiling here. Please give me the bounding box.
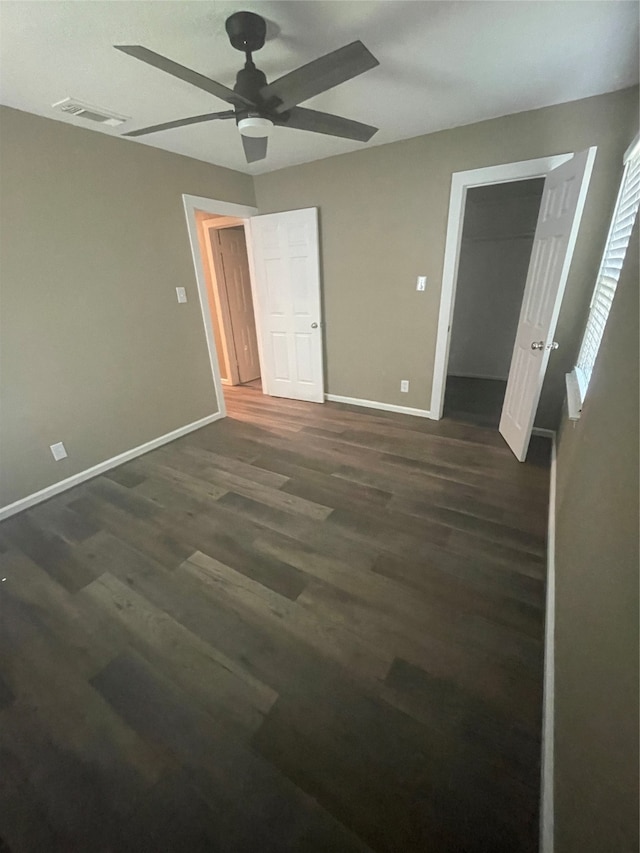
[0,1,638,175]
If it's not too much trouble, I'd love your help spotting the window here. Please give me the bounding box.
[567,135,640,418]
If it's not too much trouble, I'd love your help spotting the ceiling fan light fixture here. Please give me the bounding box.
[237,116,273,137]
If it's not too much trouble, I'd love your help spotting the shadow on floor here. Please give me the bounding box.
[444,377,507,429]
[444,376,551,468]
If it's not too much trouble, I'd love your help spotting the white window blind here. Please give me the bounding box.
[575,144,640,399]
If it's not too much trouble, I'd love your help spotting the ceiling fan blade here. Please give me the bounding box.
[260,41,379,113]
[123,111,236,137]
[277,107,378,142]
[241,134,268,163]
[114,45,256,108]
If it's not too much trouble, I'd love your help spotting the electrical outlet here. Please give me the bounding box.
[176,287,187,303]
[400,380,409,393]
[50,442,67,461]
[416,276,427,291]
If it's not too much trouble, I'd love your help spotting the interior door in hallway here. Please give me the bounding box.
[500,147,596,461]
[249,208,324,403]
[217,227,260,384]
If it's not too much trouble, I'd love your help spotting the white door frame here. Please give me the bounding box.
[430,153,574,420]
[182,194,259,419]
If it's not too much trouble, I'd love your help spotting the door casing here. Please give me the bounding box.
[183,194,326,414]
[183,194,260,419]
[430,153,576,421]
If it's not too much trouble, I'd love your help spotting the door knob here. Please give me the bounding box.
[547,341,559,350]
[531,341,544,350]
[311,322,318,329]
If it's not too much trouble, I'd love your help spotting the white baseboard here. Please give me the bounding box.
[325,394,431,419]
[540,430,557,853]
[0,412,224,522]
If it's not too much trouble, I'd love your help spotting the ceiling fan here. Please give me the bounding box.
[115,11,380,163]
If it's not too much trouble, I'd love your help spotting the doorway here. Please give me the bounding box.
[431,149,596,460]
[195,211,262,393]
[444,178,545,427]
[183,194,326,414]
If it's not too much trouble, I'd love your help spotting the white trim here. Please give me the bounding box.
[203,215,245,230]
[624,130,640,164]
[565,370,583,421]
[430,153,573,421]
[0,413,223,522]
[326,393,431,418]
[182,195,259,220]
[182,194,260,416]
[540,430,557,853]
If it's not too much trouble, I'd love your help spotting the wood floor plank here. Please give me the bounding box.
[279,463,394,514]
[79,571,277,732]
[103,465,148,489]
[140,445,333,521]
[0,673,15,710]
[0,385,550,852]
[0,746,69,853]
[252,674,538,853]
[155,504,311,600]
[92,650,373,853]
[1,513,100,593]
[68,492,194,569]
[372,547,545,610]
[27,500,101,544]
[0,548,125,678]
[180,551,393,682]
[177,444,291,488]
[0,599,167,844]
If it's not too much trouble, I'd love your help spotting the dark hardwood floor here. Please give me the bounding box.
[444,377,509,428]
[0,387,550,853]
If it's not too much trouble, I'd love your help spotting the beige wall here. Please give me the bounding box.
[1,91,637,508]
[253,87,639,427]
[0,106,255,507]
[554,221,639,852]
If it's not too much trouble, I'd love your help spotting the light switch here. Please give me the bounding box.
[400,380,409,393]
[50,442,67,461]
[176,287,187,303]
[416,276,427,291]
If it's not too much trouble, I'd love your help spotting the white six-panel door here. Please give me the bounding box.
[248,208,324,403]
[499,148,596,460]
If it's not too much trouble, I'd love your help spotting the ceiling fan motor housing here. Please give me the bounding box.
[234,64,268,105]
[225,11,266,54]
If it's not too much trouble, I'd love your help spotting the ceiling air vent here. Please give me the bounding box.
[51,98,128,127]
